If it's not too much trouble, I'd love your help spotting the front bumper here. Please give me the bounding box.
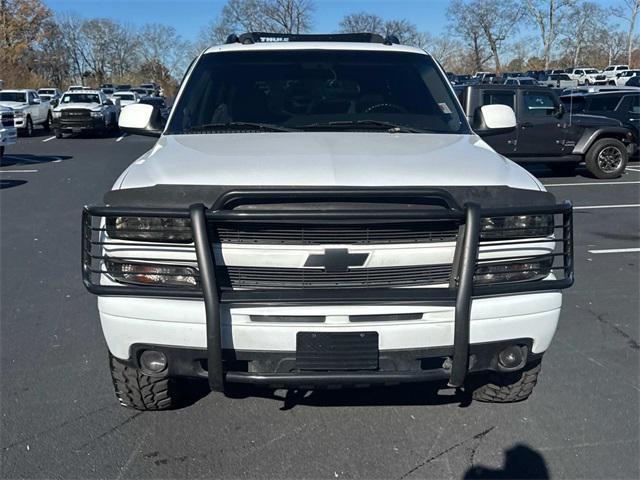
[53,117,105,133]
[0,127,17,146]
[83,189,574,391]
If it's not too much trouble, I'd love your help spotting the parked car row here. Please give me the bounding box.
[0,83,171,139]
[449,65,639,88]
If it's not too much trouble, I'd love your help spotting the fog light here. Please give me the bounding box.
[140,350,167,374]
[498,346,525,370]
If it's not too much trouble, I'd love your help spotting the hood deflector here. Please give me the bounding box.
[104,185,555,210]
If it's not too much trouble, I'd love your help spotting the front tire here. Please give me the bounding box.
[585,138,628,179]
[55,129,63,139]
[466,361,542,403]
[109,353,178,411]
[43,112,52,131]
[22,116,34,137]
[0,146,4,158]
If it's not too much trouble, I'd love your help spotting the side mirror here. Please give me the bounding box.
[118,103,163,137]
[31,98,41,105]
[473,104,516,135]
[105,99,114,106]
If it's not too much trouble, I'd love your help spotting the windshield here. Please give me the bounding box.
[585,69,598,74]
[61,94,100,104]
[168,50,468,134]
[38,89,56,95]
[0,92,27,103]
[115,94,135,101]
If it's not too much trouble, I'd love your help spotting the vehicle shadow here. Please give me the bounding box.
[20,129,56,139]
[464,444,549,479]
[194,379,476,411]
[522,162,593,179]
[0,179,28,190]
[1,154,72,167]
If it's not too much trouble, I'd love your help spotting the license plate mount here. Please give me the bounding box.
[296,331,379,371]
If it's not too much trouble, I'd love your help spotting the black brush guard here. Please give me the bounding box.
[82,189,574,391]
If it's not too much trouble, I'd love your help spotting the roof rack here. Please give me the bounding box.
[225,32,400,46]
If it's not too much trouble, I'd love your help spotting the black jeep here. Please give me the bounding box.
[456,84,636,178]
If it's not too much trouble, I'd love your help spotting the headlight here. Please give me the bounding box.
[106,216,192,243]
[481,215,554,239]
[52,111,61,118]
[474,256,553,284]
[105,259,198,287]
[91,111,103,118]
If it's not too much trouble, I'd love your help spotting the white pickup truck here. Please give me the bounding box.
[82,32,574,410]
[0,89,52,136]
[0,106,18,158]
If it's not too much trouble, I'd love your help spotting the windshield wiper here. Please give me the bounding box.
[297,120,429,133]
[183,121,297,133]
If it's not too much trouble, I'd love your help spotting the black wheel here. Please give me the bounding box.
[109,353,180,411]
[22,116,34,137]
[584,79,590,85]
[585,138,628,179]
[0,146,4,158]
[43,111,52,131]
[55,129,63,139]
[548,161,578,176]
[466,361,542,403]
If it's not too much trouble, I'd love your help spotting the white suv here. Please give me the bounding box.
[567,68,605,85]
[602,64,630,83]
[82,33,574,410]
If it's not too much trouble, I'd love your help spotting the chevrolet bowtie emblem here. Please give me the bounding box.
[304,248,369,273]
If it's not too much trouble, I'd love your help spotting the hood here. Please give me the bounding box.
[55,103,101,111]
[570,113,623,127]
[0,101,27,110]
[115,132,543,192]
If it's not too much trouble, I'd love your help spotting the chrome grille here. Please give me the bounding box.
[215,222,459,245]
[222,264,453,290]
[61,109,90,119]
[1,112,14,127]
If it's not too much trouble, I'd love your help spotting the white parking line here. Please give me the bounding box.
[626,167,640,172]
[116,134,127,142]
[588,248,640,254]
[574,204,640,210]
[0,169,38,173]
[545,181,640,187]
[42,136,56,142]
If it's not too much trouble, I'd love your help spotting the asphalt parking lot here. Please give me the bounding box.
[1,129,638,480]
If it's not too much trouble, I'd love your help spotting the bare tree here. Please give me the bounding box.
[472,0,524,74]
[338,12,385,34]
[262,0,314,34]
[447,0,493,72]
[561,1,602,67]
[614,0,640,66]
[209,0,314,44]
[339,12,426,47]
[525,0,576,70]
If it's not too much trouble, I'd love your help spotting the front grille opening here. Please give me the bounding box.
[216,221,459,245]
[222,264,453,290]
[420,357,447,371]
[250,315,325,323]
[349,313,423,322]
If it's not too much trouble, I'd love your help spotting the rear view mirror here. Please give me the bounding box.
[118,103,163,137]
[473,104,516,135]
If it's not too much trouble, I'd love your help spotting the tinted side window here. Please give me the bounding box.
[619,95,640,114]
[587,96,621,112]
[482,90,515,109]
[523,91,556,116]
